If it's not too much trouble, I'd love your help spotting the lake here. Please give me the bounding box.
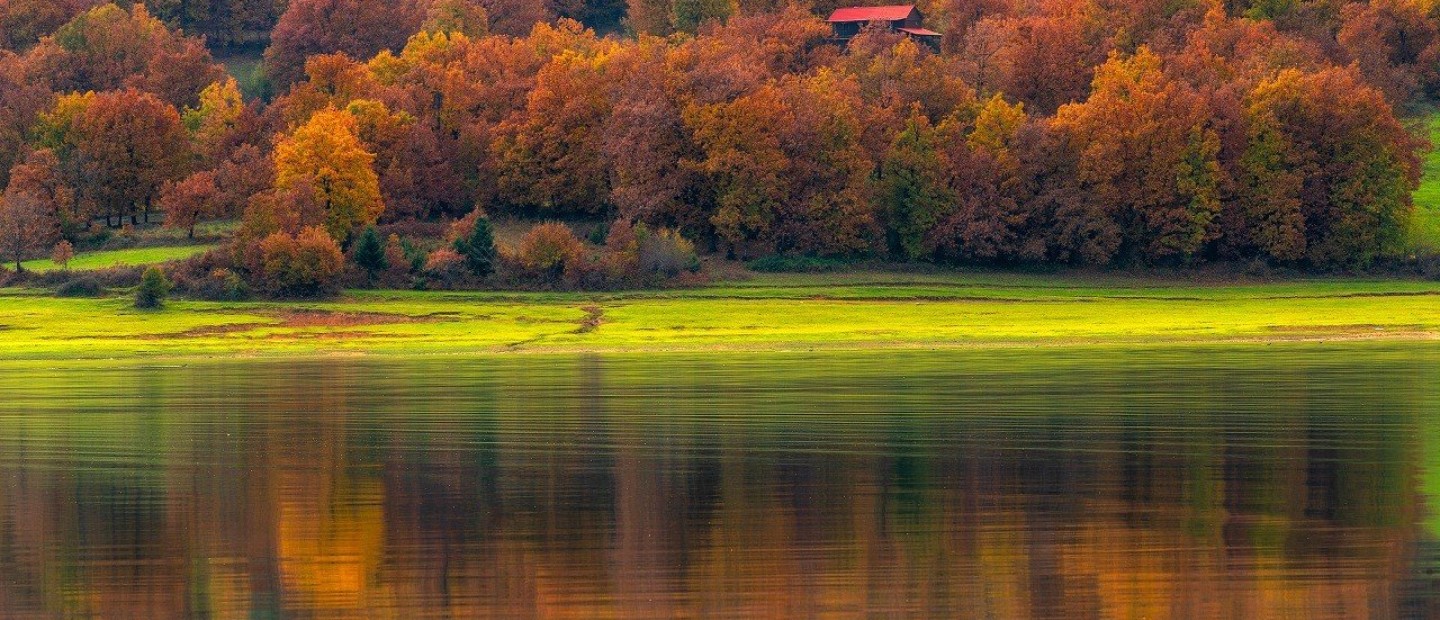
[1,346,1438,618]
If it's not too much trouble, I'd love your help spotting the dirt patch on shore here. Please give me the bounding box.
[158,309,448,340]
[273,310,440,327]
[169,323,271,338]
[265,330,379,341]
[1266,323,1420,333]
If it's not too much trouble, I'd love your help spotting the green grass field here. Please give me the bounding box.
[1,271,1438,361]
[19,244,214,273]
[1409,113,1440,251]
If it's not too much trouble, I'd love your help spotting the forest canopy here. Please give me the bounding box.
[0,0,1435,279]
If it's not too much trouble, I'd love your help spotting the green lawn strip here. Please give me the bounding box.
[1,273,1439,360]
[20,245,215,273]
[1409,112,1440,251]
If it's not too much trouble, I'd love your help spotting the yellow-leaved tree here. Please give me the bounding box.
[273,108,384,244]
[183,77,246,163]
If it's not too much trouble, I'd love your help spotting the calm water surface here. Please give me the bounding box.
[1,346,1439,618]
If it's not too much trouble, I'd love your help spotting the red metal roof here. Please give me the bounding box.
[826,5,918,22]
[897,26,941,36]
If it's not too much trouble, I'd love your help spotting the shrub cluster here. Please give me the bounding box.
[256,227,345,298]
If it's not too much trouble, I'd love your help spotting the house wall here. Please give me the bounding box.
[832,22,862,38]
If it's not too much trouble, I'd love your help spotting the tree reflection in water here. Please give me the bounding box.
[0,347,1437,618]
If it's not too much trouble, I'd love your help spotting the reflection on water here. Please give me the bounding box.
[0,347,1438,618]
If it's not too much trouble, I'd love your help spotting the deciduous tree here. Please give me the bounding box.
[991,14,1105,115]
[875,113,952,260]
[477,0,551,36]
[0,192,58,272]
[1337,0,1440,105]
[265,0,428,90]
[0,0,102,52]
[273,108,384,243]
[158,170,222,239]
[683,85,790,258]
[602,39,702,231]
[1234,67,1421,267]
[4,149,79,238]
[425,0,491,36]
[51,239,73,270]
[1051,48,1223,263]
[56,89,192,227]
[672,0,735,34]
[30,4,223,107]
[494,46,614,215]
[184,78,248,165]
[0,51,54,191]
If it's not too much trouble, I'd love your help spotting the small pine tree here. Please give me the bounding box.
[352,226,387,283]
[135,266,171,309]
[455,216,497,277]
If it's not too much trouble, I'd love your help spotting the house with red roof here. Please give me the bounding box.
[826,5,941,47]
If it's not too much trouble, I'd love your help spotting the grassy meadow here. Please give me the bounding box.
[2,270,1439,361]
[19,244,214,273]
[1410,113,1440,251]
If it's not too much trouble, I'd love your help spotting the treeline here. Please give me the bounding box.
[0,0,1436,295]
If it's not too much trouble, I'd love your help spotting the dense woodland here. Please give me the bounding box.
[0,0,1437,294]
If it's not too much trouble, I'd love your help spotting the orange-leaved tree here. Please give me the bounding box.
[1051,48,1223,264]
[273,107,384,244]
[38,89,192,228]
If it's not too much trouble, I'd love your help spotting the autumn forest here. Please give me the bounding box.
[0,0,1437,296]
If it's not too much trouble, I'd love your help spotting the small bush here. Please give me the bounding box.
[1415,251,1440,281]
[600,219,641,281]
[98,226,140,251]
[135,267,172,309]
[85,228,113,248]
[747,255,848,273]
[257,226,345,298]
[187,268,252,301]
[378,234,413,288]
[423,247,468,289]
[516,223,585,282]
[401,238,428,272]
[55,277,103,298]
[640,227,701,277]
